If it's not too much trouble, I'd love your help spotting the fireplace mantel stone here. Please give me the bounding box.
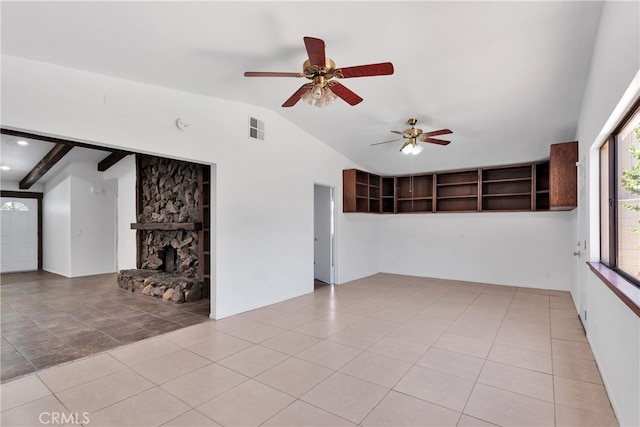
[130,222,202,231]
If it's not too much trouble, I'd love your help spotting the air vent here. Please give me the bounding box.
[249,117,265,141]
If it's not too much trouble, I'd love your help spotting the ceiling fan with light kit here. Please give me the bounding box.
[244,36,394,108]
[372,118,453,155]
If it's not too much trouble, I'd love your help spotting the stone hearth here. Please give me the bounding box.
[117,269,203,303]
[117,155,205,304]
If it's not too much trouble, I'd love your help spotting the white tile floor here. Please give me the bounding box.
[0,273,618,426]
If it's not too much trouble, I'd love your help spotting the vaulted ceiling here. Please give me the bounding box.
[1,1,603,184]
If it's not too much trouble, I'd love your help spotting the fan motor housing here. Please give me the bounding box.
[302,58,336,79]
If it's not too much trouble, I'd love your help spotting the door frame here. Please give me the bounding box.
[313,183,335,285]
[1,190,43,270]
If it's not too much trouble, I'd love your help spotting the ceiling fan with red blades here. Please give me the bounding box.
[244,36,394,108]
[371,118,453,155]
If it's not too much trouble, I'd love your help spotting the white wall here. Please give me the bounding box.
[68,162,117,277]
[339,213,381,283]
[40,161,118,278]
[1,55,379,319]
[42,170,71,276]
[574,1,640,426]
[103,155,137,271]
[379,211,576,290]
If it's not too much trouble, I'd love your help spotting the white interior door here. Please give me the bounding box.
[314,185,334,284]
[1,197,38,273]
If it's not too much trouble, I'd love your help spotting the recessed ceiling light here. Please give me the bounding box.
[17,140,29,146]
[1,165,11,170]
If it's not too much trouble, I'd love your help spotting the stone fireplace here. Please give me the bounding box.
[117,155,209,303]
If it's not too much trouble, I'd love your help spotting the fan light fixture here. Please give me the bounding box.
[401,141,424,155]
[244,37,394,108]
[371,118,452,154]
[301,77,337,108]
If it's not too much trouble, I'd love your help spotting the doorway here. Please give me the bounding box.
[0,194,40,273]
[314,184,335,285]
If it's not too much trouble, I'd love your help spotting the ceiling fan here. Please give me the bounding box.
[244,36,394,108]
[372,118,453,155]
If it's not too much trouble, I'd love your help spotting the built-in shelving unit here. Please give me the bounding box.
[381,177,396,213]
[343,169,381,213]
[481,164,533,211]
[535,161,550,210]
[396,174,433,213]
[436,170,479,212]
[343,141,577,214]
[198,164,211,298]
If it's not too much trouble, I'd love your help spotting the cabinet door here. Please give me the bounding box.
[550,141,578,210]
[342,169,358,212]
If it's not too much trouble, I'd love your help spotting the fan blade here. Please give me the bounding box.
[371,138,402,146]
[399,141,411,152]
[336,62,395,78]
[420,137,451,146]
[329,82,363,106]
[421,128,453,137]
[304,36,326,67]
[244,71,303,78]
[282,84,311,108]
[390,130,405,135]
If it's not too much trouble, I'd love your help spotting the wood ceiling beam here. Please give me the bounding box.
[1,128,132,154]
[98,151,130,172]
[19,143,73,190]
[3,128,135,183]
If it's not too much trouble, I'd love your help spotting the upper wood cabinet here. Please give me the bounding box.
[549,141,578,210]
[535,161,550,210]
[436,169,479,212]
[381,177,396,213]
[343,141,578,214]
[342,169,381,213]
[397,174,433,213]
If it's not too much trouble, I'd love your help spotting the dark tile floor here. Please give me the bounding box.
[0,271,210,383]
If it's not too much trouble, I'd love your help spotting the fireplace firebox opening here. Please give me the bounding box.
[160,246,178,273]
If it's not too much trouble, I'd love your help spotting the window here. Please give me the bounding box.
[600,100,640,285]
[0,201,29,211]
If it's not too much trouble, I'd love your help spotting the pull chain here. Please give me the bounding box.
[410,153,414,210]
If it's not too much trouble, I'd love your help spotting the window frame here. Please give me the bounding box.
[0,200,31,211]
[600,97,640,288]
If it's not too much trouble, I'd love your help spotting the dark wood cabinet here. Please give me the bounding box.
[397,174,434,213]
[343,142,577,214]
[381,177,396,213]
[535,161,550,210]
[343,169,381,213]
[436,170,479,212]
[549,141,578,210]
[198,164,211,298]
[481,164,533,211]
